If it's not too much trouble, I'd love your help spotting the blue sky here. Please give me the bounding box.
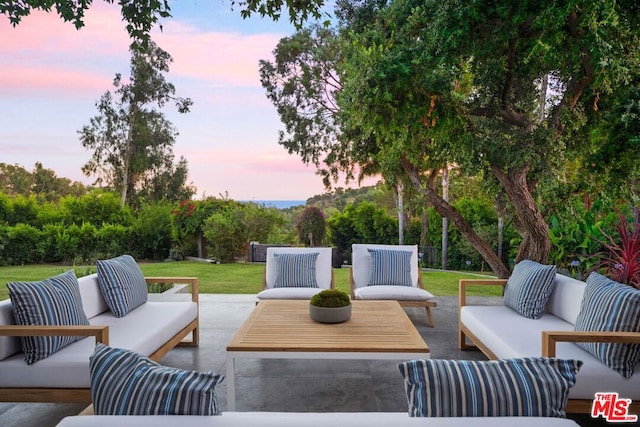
[0,0,373,200]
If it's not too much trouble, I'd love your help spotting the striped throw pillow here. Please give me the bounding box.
[574,272,640,378]
[96,254,148,317]
[7,270,90,365]
[90,343,223,415]
[367,249,412,286]
[398,358,582,418]
[504,260,557,319]
[273,252,319,288]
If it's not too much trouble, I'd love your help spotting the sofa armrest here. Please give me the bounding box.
[459,279,507,308]
[542,331,640,357]
[145,277,199,303]
[0,325,109,345]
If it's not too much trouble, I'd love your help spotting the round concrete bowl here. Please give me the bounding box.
[309,304,352,324]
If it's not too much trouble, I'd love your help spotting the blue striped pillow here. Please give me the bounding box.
[504,260,557,319]
[90,343,223,415]
[574,272,640,378]
[273,252,319,288]
[7,270,90,365]
[367,249,412,286]
[96,255,148,317]
[399,358,582,418]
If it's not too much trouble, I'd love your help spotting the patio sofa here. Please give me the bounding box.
[459,272,640,414]
[55,413,581,427]
[0,271,199,404]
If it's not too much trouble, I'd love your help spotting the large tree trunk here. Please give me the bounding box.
[401,157,511,278]
[491,165,551,264]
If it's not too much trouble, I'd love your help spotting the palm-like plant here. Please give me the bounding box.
[593,209,640,288]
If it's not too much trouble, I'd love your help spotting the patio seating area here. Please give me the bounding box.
[0,293,602,427]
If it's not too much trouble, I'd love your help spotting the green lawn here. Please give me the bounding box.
[0,261,502,301]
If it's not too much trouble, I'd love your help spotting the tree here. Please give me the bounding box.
[79,41,192,207]
[338,0,640,273]
[296,206,326,246]
[1,0,325,48]
[261,0,640,278]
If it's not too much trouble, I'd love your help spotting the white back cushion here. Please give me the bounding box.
[545,274,586,325]
[0,299,21,360]
[351,244,419,289]
[265,247,332,290]
[77,273,109,319]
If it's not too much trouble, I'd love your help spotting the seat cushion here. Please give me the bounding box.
[257,287,323,300]
[354,285,433,301]
[398,358,582,417]
[574,272,640,378]
[367,248,412,286]
[7,270,90,365]
[273,252,319,288]
[96,255,148,318]
[503,260,557,319]
[90,343,222,415]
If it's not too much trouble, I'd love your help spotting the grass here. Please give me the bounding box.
[0,261,502,301]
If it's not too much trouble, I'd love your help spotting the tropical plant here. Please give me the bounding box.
[592,210,640,288]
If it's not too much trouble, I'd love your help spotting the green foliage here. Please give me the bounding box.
[310,289,351,308]
[5,195,39,226]
[296,206,326,246]
[58,191,131,226]
[327,202,397,263]
[95,224,130,259]
[5,224,44,265]
[130,203,174,260]
[202,202,286,263]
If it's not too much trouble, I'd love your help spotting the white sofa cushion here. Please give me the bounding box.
[257,288,323,300]
[77,274,109,319]
[0,301,197,388]
[55,413,581,427]
[354,285,434,301]
[352,244,419,289]
[264,247,333,290]
[545,274,585,324]
[0,299,21,360]
[460,305,640,400]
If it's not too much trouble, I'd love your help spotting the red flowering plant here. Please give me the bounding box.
[592,209,640,289]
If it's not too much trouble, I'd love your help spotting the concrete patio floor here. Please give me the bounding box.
[0,294,603,427]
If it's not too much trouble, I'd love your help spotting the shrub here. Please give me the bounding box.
[6,224,44,265]
[95,224,130,259]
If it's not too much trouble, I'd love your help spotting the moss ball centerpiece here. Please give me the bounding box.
[309,289,352,324]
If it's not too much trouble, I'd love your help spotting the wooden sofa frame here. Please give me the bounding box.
[458,278,640,414]
[349,267,436,327]
[0,276,199,404]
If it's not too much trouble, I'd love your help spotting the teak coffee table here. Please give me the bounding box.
[225,299,430,410]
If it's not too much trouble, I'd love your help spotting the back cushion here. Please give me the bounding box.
[77,274,109,319]
[265,248,332,289]
[0,299,21,360]
[352,244,418,289]
[545,274,586,324]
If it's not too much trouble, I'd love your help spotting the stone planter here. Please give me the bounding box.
[309,304,352,324]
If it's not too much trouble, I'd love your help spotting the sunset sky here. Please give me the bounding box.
[0,0,375,201]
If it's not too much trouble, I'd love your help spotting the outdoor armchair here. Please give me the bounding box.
[257,247,334,300]
[350,244,436,327]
